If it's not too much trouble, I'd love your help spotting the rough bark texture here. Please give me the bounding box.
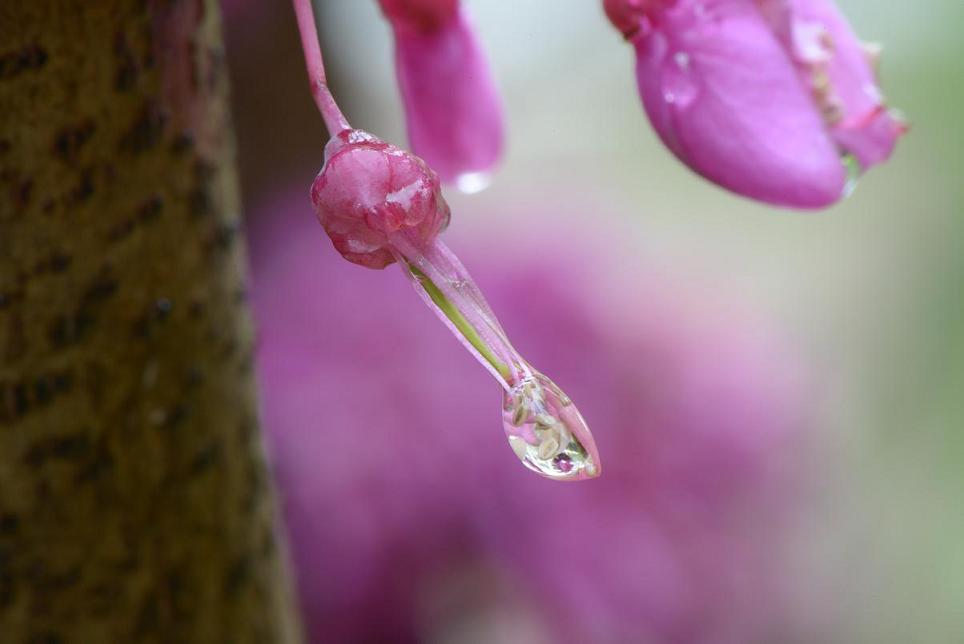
[0,1,300,642]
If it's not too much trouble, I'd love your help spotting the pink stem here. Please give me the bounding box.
[292,0,351,135]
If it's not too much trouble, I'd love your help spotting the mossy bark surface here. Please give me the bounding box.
[0,1,300,641]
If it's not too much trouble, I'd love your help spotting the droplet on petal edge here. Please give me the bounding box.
[661,50,699,109]
[455,171,491,195]
[502,372,601,481]
[841,152,861,198]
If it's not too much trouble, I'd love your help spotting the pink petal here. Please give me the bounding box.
[393,9,505,185]
[633,0,846,208]
[758,0,905,169]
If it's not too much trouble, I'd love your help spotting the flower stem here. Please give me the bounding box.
[292,0,351,135]
[404,261,513,384]
[391,235,526,390]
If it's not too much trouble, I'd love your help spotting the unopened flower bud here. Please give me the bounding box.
[310,129,451,269]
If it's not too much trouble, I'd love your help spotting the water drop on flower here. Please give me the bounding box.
[662,50,698,108]
[841,152,861,198]
[501,372,601,481]
[455,171,491,194]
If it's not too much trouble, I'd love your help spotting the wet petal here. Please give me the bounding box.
[311,129,450,269]
[391,9,505,185]
[759,0,905,168]
[632,1,846,208]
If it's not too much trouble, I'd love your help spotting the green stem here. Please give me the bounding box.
[406,263,513,382]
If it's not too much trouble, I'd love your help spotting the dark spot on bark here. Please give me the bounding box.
[48,315,76,348]
[184,366,204,388]
[171,131,194,155]
[33,375,52,405]
[155,297,173,317]
[73,447,114,484]
[47,310,94,348]
[14,178,33,210]
[48,252,71,272]
[114,31,139,91]
[12,381,28,418]
[48,272,118,347]
[194,159,217,183]
[138,194,164,222]
[33,252,72,275]
[133,591,160,636]
[224,557,251,597]
[132,297,174,337]
[106,218,135,242]
[88,580,120,616]
[0,514,19,534]
[162,403,191,431]
[188,442,220,476]
[188,299,205,319]
[82,271,118,305]
[0,569,14,610]
[206,220,240,254]
[0,290,21,312]
[27,632,64,644]
[29,563,81,593]
[0,44,48,80]
[108,195,165,241]
[23,433,91,468]
[51,371,71,391]
[0,139,10,155]
[67,166,95,205]
[189,186,212,219]
[42,198,54,213]
[120,102,167,154]
[53,120,96,162]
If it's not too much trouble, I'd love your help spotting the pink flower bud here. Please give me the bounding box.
[310,129,451,269]
[379,0,505,190]
[606,0,905,208]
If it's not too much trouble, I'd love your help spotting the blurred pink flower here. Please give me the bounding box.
[605,0,904,208]
[379,0,505,189]
[251,189,808,643]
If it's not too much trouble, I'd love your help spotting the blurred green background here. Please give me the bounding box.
[227,1,964,641]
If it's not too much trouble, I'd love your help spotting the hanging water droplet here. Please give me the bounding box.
[455,171,491,195]
[397,238,602,482]
[841,152,861,198]
[501,373,601,481]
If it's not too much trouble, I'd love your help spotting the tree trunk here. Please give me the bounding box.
[0,1,300,641]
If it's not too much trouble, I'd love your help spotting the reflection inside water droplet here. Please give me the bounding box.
[502,372,600,481]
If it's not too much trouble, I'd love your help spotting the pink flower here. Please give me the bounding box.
[310,128,450,269]
[311,128,601,480]
[250,189,808,642]
[605,0,905,208]
[379,0,505,190]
